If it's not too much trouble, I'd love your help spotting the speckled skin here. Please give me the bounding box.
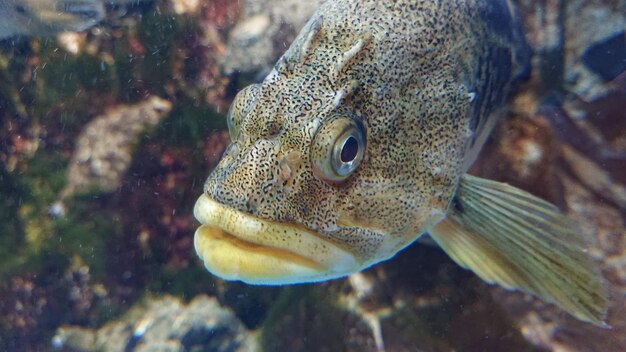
[203,0,528,266]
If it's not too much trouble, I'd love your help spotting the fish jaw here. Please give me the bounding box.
[193,194,361,285]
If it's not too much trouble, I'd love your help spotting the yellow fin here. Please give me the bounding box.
[428,174,608,325]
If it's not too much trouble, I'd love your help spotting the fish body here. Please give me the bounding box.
[194,0,607,324]
[0,0,105,39]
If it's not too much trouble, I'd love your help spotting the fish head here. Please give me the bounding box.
[195,75,374,284]
[195,34,453,285]
[9,0,105,35]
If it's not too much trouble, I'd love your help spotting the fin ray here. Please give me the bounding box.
[429,174,608,325]
[462,179,580,243]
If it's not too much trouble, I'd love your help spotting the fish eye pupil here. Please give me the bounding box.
[311,116,365,183]
[340,136,359,163]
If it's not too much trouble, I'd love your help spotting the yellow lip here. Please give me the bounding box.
[193,194,360,285]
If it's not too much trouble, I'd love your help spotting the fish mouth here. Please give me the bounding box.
[193,194,360,285]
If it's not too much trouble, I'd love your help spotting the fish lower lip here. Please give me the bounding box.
[194,225,327,284]
[193,194,360,285]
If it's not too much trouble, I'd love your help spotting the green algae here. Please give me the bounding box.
[0,6,236,351]
[154,101,227,147]
[261,285,363,351]
[51,202,117,278]
[0,148,66,278]
[136,11,183,87]
[0,163,115,283]
[112,9,200,100]
[33,41,117,110]
[0,11,214,277]
[0,168,28,273]
[146,265,213,298]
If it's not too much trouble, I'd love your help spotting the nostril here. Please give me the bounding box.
[260,116,284,139]
[278,151,302,185]
[278,163,292,182]
[245,198,258,213]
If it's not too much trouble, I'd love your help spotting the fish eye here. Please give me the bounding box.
[227,84,260,140]
[311,115,365,183]
[332,129,364,176]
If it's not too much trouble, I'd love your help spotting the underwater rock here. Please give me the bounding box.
[0,0,154,40]
[518,0,626,100]
[0,258,109,351]
[467,0,626,336]
[258,285,379,351]
[258,248,539,352]
[220,0,324,78]
[167,0,205,15]
[469,63,626,352]
[582,31,626,82]
[52,294,257,352]
[55,96,172,207]
[518,0,625,336]
[0,0,105,39]
[562,0,626,100]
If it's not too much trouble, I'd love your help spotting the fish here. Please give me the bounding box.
[0,0,105,39]
[193,0,608,325]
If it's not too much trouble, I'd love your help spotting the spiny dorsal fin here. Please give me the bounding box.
[428,174,608,325]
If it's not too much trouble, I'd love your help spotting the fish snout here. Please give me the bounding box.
[203,139,285,217]
[277,151,303,183]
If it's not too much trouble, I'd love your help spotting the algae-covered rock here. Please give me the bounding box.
[53,294,257,352]
[258,245,539,352]
[0,0,105,40]
[220,0,324,78]
[57,96,172,202]
[0,2,229,350]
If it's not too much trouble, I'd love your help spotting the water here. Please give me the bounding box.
[0,0,625,351]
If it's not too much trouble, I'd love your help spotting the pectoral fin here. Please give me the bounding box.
[428,174,608,325]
